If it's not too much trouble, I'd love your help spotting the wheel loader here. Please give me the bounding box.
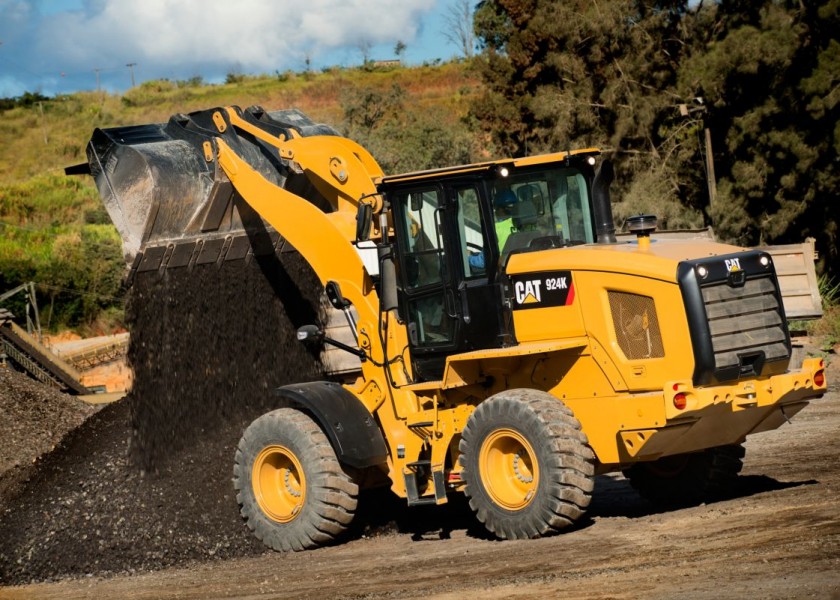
[69,105,827,550]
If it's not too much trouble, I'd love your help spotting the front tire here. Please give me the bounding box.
[459,389,595,539]
[234,408,358,551]
[623,444,745,507]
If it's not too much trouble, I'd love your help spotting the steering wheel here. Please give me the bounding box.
[466,242,483,253]
[528,235,567,250]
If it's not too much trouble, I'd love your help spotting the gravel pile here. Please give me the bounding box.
[0,251,328,584]
[0,367,99,507]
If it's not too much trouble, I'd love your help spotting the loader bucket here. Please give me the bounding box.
[76,106,339,284]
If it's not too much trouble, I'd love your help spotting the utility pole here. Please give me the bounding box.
[37,102,48,145]
[94,68,101,91]
[679,98,717,212]
[703,126,717,209]
[126,62,137,88]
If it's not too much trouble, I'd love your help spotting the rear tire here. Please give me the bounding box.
[623,444,745,507]
[234,408,358,551]
[459,389,595,539]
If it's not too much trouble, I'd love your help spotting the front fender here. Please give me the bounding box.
[275,381,388,469]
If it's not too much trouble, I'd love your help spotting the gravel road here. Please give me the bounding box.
[1,357,836,599]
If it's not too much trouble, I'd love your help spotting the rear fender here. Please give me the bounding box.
[275,381,388,469]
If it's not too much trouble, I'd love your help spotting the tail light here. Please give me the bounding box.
[814,370,825,387]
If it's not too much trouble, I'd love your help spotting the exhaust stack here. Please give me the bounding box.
[592,160,616,244]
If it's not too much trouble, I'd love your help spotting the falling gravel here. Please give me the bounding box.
[0,251,327,584]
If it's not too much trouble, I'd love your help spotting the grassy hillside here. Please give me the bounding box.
[0,62,477,183]
[0,62,480,331]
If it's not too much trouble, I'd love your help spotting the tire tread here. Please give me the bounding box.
[233,407,359,552]
[459,388,595,540]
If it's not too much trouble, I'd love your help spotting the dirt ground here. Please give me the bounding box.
[2,357,837,600]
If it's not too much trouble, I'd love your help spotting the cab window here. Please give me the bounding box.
[396,189,446,290]
[394,188,455,348]
[492,167,594,262]
[455,186,488,277]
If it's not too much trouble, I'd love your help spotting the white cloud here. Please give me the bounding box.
[0,0,443,95]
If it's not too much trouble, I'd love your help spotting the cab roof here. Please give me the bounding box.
[378,148,601,187]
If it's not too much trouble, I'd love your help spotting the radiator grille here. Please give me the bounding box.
[701,276,788,370]
[608,291,665,360]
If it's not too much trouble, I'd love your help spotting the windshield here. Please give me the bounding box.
[492,166,594,260]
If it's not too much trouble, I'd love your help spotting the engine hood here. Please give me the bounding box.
[504,238,747,283]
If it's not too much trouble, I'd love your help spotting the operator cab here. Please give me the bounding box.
[378,151,599,381]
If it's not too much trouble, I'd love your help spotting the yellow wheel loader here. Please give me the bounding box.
[70,105,827,549]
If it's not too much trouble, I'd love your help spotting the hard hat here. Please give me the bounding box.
[494,189,517,208]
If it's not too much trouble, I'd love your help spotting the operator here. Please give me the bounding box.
[494,189,518,250]
[468,189,517,270]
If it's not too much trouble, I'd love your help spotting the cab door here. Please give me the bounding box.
[391,182,507,382]
[449,182,508,351]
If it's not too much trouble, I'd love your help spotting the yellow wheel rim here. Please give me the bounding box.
[252,445,306,523]
[479,428,539,511]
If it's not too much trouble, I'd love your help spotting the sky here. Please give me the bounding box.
[0,0,461,98]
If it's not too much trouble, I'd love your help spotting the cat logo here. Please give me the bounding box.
[510,271,573,310]
[514,280,542,304]
[724,258,742,273]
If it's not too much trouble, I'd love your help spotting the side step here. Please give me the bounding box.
[403,460,447,507]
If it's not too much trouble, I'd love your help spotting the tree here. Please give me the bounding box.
[471,0,700,227]
[469,0,839,275]
[444,0,476,59]
[342,84,406,134]
[395,40,407,61]
[341,83,474,173]
[472,0,691,153]
[49,225,123,326]
[678,1,840,273]
[357,39,373,67]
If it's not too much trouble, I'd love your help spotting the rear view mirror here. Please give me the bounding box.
[410,193,423,212]
[356,203,373,241]
[296,324,324,344]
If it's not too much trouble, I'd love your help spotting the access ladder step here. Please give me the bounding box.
[408,497,438,506]
[408,421,434,428]
[407,460,431,469]
[403,466,448,507]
